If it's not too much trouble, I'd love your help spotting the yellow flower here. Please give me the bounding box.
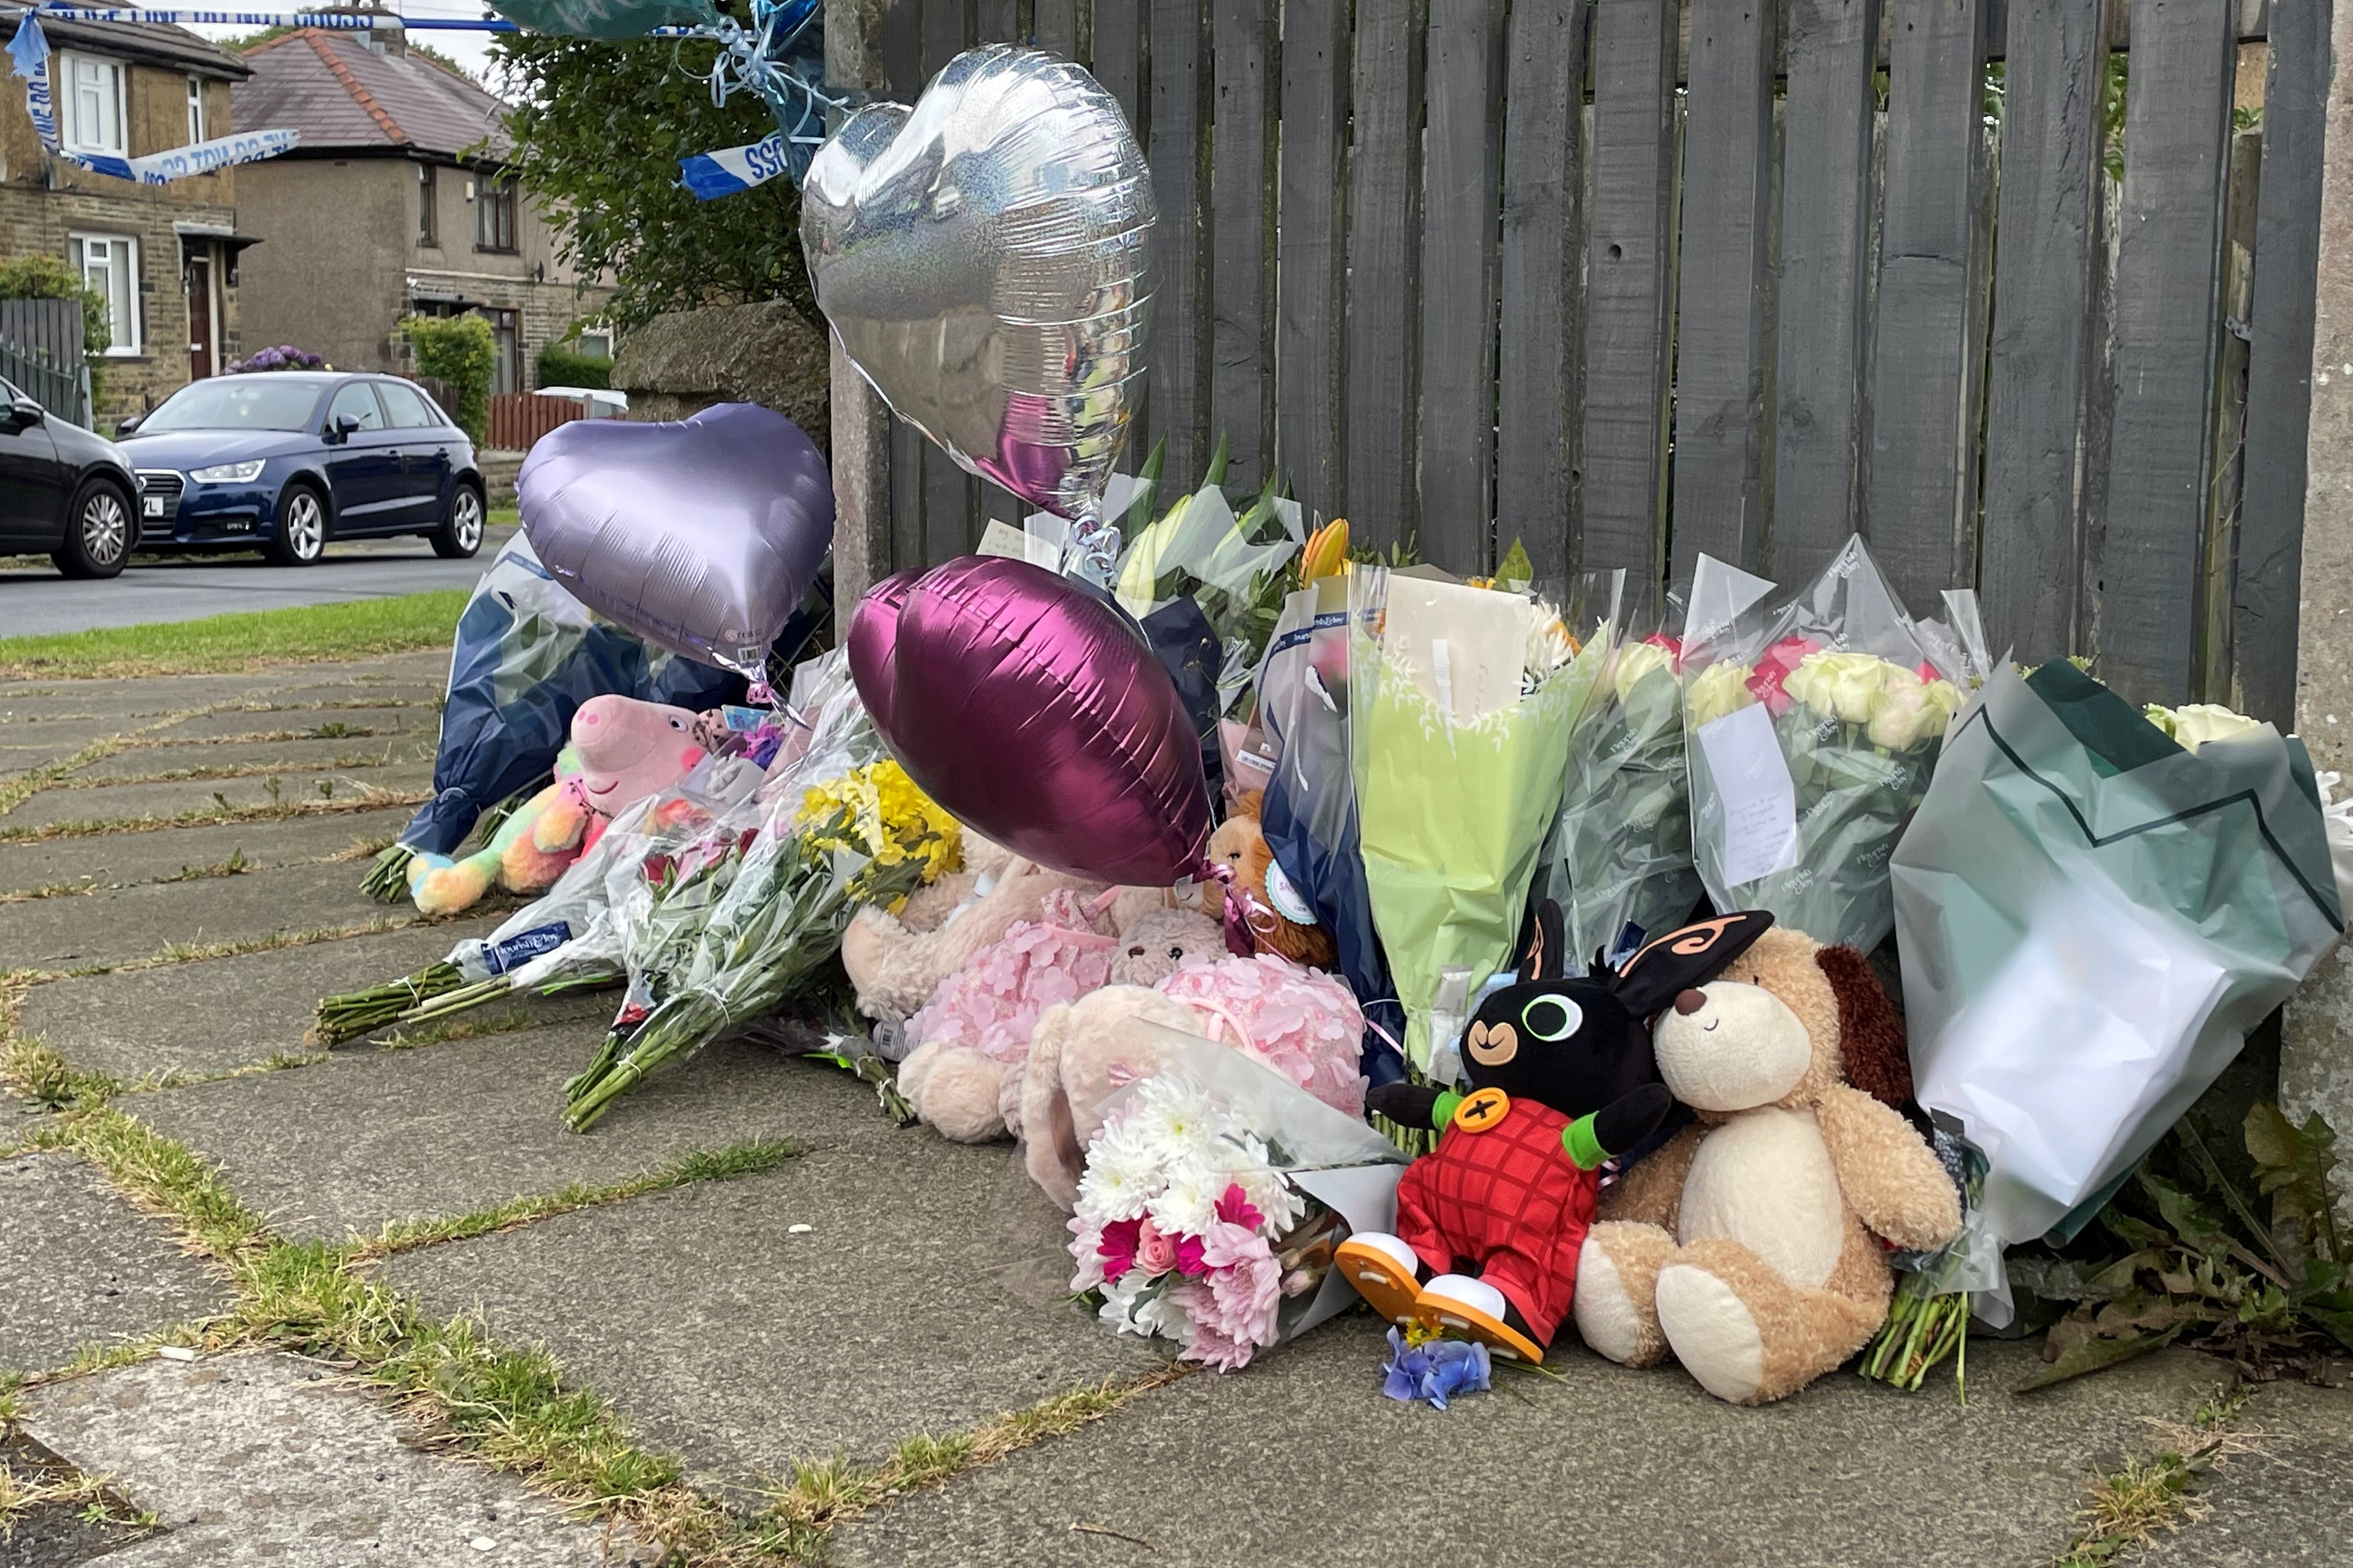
[1611,640,1675,705]
[1685,661,1757,729]
[1785,650,1893,725]
[798,760,963,882]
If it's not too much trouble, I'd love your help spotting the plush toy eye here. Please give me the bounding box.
[1521,994,1583,1042]
[1167,946,1184,960]
[668,716,686,730]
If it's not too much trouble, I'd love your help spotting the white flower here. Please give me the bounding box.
[2146,702,2264,753]
[1074,1119,1160,1223]
[1611,640,1675,705]
[1146,1165,1224,1236]
[1685,661,1756,729]
[1867,673,1959,751]
[1127,1075,1223,1164]
[1785,650,1893,724]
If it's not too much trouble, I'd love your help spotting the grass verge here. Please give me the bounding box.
[2055,1381,2259,1567]
[0,591,470,682]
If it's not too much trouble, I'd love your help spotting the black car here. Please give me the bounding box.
[0,374,142,578]
[117,372,486,567]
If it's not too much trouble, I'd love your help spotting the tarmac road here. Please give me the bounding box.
[0,525,516,639]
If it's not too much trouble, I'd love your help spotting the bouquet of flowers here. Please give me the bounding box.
[1348,564,1605,1077]
[1680,537,1987,952]
[1531,574,1698,974]
[1888,663,2342,1337]
[228,344,325,373]
[1068,1029,1406,1370]
[562,756,962,1129]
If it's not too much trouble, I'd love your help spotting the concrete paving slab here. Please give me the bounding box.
[0,740,89,779]
[67,734,439,783]
[0,761,433,831]
[0,1428,156,1566]
[15,916,503,1082]
[128,1024,887,1243]
[0,675,312,720]
[386,1135,1160,1484]
[0,1153,230,1374]
[0,858,411,971]
[829,1317,2227,1568]
[0,805,413,895]
[21,1351,654,1567]
[2137,1380,2353,1567]
[150,702,442,741]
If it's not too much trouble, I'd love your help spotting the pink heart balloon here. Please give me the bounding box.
[850,556,1211,885]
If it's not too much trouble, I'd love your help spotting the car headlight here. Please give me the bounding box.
[190,460,267,484]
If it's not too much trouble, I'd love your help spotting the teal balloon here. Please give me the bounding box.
[489,0,719,41]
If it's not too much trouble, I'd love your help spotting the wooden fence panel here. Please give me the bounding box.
[1669,0,1779,582]
[2099,0,2237,705]
[836,0,2321,713]
[2235,0,2332,725]
[1496,0,1587,581]
[1274,0,1349,521]
[1866,0,1990,614]
[1980,0,2107,668]
[1343,0,1423,551]
[1418,0,1507,573]
[1211,0,1274,489]
[1150,0,1211,491]
[1578,0,1681,579]
[1770,0,1878,584]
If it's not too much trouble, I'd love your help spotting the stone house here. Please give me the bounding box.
[0,5,251,420]
[229,24,608,397]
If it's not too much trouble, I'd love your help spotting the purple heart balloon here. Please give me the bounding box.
[847,567,923,736]
[851,555,1211,886]
[517,403,832,672]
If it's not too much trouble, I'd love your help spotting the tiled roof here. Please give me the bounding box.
[0,2,249,78]
[232,29,511,160]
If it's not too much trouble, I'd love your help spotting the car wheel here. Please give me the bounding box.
[432,483,485,559]
[266,482,328,566]
[52,478,134,579]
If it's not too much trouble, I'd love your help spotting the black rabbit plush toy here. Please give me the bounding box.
[1335,901,1774,1363]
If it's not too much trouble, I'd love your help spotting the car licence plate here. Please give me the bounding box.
[143,496,165,517]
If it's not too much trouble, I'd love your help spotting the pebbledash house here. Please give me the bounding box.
[228,22,609,397]
[0,4,254,421]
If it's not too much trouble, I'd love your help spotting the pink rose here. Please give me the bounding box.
[1135,1218,1180,1277]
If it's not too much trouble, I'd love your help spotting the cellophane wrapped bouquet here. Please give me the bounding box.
[560,652,964,1129]
[1348,564,1608,1078]
[1069,1030,1405,1370]
[1531,572,1699,973]
[1680,537,1989,953]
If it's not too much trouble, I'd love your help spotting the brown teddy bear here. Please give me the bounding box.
[1571,927,1960,1404]
[1206,790,1338,971]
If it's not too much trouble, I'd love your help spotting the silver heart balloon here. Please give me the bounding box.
[802,46,1156,551]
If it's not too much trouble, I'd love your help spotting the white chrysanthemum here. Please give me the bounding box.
[1127,1282,1196,1345]
[1146,1164,1224,1236]
[1129,1075,1224,1162]
[1075,1121,1162,1223]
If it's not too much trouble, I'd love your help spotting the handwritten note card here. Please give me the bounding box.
[1696,702,1797,888]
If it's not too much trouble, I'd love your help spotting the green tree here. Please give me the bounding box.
[400,314,497,443]
[493,31,818,338]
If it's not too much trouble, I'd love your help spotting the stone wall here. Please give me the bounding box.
[609,301,830,452]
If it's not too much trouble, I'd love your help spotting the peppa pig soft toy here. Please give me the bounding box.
[563,695,714,853]
[404,696,715,917]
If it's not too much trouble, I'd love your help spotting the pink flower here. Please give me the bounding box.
[1180,1320,1257,1372]
[1135,1218,1180,1277]
[1746,636,1822,717]
[1644,633,1685,671]
[1174,1232,1208,1277]
[1195,1220,1284,1351]
[1214,1183,1264,1232]
[1096,1217,1142,1282]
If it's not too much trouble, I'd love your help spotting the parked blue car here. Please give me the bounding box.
[117,372,486,567]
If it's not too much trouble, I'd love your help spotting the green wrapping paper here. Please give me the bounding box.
[1891,661,2344,1323]
[1347,570,1602,1076]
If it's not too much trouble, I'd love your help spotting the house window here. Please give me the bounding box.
[68,234,140,356]
[576,329,612,359]
[185,75,208,145]
[60,53,127,156]
[418,161,438,247]
[474,176,517,254]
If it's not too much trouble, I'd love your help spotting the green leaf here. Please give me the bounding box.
[1496,537,1534,586]
[2142,1172,2237,1260]
[2016,1323,2186,1393]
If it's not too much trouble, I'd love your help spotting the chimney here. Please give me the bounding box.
[345,3,405,56]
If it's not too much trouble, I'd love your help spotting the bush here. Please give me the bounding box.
[399,315,496,443]
[228,344,325,373]
[536,342,611,391]
[0,253,111,409]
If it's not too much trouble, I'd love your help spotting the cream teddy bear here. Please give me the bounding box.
[841,837,1086,1025]
[1571,928,1960,1404]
